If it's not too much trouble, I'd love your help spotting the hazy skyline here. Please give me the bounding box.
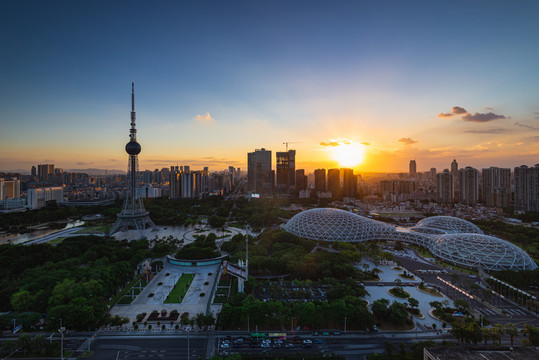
[1,1,539,173]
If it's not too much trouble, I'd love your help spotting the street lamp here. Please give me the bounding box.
[58,320,66,360]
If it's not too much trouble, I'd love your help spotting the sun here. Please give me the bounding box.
[331,143,366,168]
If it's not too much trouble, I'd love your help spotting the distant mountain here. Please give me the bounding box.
[65,168,126,175]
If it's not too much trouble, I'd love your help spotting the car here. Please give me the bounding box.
[233,343,242,348]
[261,343,270,348]
[303,339,312,344]
[333,331,341,336]
[220,343,229,349]
[285,343,294,348]
[378,283,384,286]
[314,339,323,344]
[312,331,319,336]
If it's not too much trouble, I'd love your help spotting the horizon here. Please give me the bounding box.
[1,1,539,173]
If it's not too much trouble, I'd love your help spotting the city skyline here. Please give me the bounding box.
[2,1,539,173]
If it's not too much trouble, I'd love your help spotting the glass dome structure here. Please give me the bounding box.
[431,234,538,271]
[284,208,395,242]
[284,208,537,271]
[412,216,483,234]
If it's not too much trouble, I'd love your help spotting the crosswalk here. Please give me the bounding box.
[480,306,529,316]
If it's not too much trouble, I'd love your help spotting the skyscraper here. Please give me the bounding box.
[295,169,307,191]
[458,167,479,206]
[38,164,54,182]
[409,159,416,178]
[514,164,539,212]
[451,158,459,201]
[276,150,296,190]
[327,168,340,197]
[482,167,511,208]
[436,169,453,204]
[342,168,357,197]
[110,83,155,238]
[314,169,326,193]
[247,148,272,194]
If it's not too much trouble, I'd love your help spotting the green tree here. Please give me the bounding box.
[505,323,519,346]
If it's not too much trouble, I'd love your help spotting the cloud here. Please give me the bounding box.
[437,112,454,118]
[76,161,93,166]
[320,139,351,147]
[108,158,119,162]
[398,137,418,145]
[462,112,506,122]
[515,122,538,130]
[452,106,467,114]
[194,112,214,122]
[535,112,539,119]
[361,142,371,146]
[464,128,509,134]
[437,106,468,118]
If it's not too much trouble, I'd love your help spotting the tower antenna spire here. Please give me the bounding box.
[130,82,137,141]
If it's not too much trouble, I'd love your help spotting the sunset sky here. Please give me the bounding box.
[1,1,539,174]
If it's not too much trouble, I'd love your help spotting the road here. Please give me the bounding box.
[90,336,207,360]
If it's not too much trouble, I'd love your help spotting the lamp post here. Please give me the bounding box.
[58,319,66,360]
[344,317,347,334]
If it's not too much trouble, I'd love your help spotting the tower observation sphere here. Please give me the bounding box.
[125,140,141,155]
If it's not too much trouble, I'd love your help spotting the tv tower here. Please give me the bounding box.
[110,83,155,238]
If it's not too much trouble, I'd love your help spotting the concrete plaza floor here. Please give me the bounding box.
[109,261,222,325]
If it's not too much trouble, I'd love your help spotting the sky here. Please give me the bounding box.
[1,0,539,174]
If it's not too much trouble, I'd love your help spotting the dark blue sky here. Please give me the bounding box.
[1,1,539,171]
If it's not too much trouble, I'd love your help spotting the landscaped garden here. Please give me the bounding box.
[164,273,195,303]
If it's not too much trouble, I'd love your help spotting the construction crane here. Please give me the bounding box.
[283,141,300,151]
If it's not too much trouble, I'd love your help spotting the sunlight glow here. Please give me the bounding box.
[331,143,366,168]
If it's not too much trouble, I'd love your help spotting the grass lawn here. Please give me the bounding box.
[49,237,66,245]
[213,295,228,303]
[75,225,108,234]
[165,273,195,304]
[435,260,479,275]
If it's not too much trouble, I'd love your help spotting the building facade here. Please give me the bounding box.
[482,167,511,208]
[437,169,453,204]
[247,148,273,194]
[514,164,539,212]
[458,166,479,206]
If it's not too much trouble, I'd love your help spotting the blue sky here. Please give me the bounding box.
[1,1,539,172]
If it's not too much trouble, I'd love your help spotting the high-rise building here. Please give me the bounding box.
[0,178,20,200]
[342,168,357,197]
[110,83,155,238]
[247,148,273,194]
[276,150,296,190]
[430,168,437,181]
[451,159,459,201]
[514,164,539,212]
[409,159,416,178]
[458,166,479,206]
[314,169,326,193]
[295,169,307,191]
[437,169,453,203]
[37,164,54,182]
[31,166,37,181]
[327,168,340,197]
[482,167,511,208]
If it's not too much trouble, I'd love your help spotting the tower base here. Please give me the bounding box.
[109,210,156,239]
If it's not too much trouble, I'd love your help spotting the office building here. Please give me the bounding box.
[247,148,273,194]
[295,169,307,192]
[409,159,416,178]
[314,169,326,193]
[514,164,539,212]
[458,167,479,206]
[437,169,453,204]
[342,168,357,197]
[276,150,296,190]
[327,168,340,197]
[482,167,511,208]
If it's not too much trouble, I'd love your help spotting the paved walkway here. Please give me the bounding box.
[110,262,221,324]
